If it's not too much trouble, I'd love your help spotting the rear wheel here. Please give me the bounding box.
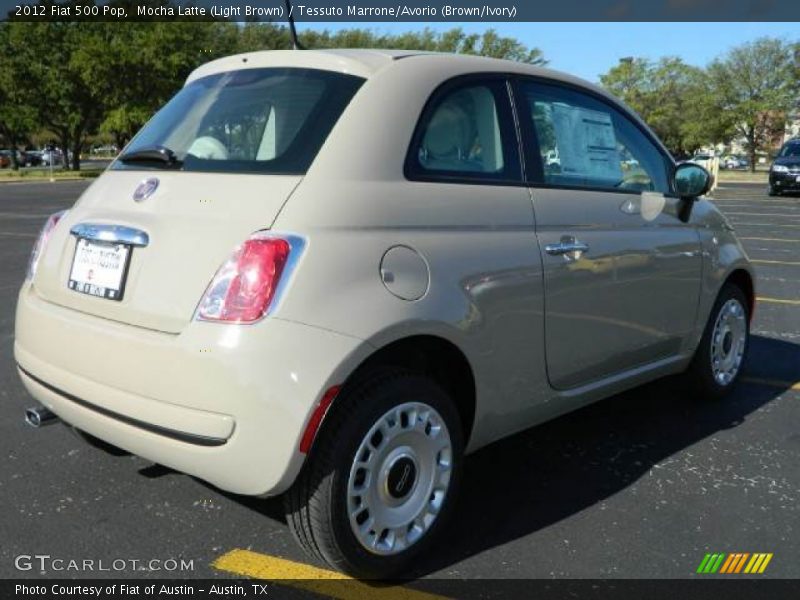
[685,283,749,400]
[285,369,463,578]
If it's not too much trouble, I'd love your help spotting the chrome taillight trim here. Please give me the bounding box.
[26,209,69,281]
[193,231,306,325]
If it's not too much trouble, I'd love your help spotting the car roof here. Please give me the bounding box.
[186,48,588,88]
[187,49,427,82]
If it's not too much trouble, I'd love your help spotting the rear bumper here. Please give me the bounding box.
[15,284,369,496]
[18,365,231,446]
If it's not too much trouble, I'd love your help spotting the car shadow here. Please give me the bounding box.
[407,334,798,576]
[203,334,797,577]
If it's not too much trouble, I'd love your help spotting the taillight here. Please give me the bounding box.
[196,233,295,323]
[27,210,68,280]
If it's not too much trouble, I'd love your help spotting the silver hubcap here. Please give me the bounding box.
[346,402,453,556]
[710,298,747,386]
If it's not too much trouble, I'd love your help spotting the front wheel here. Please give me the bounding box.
[684,283,750,400]
[285,369,463,578]
[768,185,779,197]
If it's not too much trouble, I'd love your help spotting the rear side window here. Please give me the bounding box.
[516,81,670,193]
[406,79,521,184]
[113,68,364,175]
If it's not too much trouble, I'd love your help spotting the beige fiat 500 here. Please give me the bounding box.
[16,49,754,577]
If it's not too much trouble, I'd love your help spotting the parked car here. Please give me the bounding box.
[722,155,748,170]
[40,148,63,166]
[769,139,800,196]
[0,150,11,168]
[15,49,754,578]
[91,144,118,155]
[689,153,715,171]
[21,150,43,167]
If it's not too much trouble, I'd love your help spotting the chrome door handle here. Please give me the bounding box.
[545,240,590,256]
[70,223,150,247]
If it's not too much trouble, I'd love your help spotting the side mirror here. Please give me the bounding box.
[673,162,712,199]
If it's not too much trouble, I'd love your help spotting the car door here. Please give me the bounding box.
[513,78,702,390]
[396,74,552,445]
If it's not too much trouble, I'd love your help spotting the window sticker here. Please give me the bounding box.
[550,104,623,184]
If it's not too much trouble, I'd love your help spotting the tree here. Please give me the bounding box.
[707,38,799,171]
[2,15,237,169]
[99,105,153,150]
[600,57,731,157]
[0,15,545,172]
[2,21,114,170]
[0,25,39,169]
[93,21,239,149]
[600,57,651,116]
[236,24,547,65]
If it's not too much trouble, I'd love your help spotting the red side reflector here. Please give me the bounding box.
[299,385,341,454]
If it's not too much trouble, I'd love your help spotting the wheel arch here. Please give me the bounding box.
[320,334,477,451]
[724,268,755,321]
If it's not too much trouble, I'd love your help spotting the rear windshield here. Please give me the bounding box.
[113,68,364,175]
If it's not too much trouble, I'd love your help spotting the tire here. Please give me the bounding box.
[285,368,464,578]
[684,283,750,400]
[768,186,779,197]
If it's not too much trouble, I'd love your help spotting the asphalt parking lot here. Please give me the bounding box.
[0,181,797,590]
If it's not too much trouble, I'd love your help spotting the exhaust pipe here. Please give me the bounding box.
[25,406,59,428]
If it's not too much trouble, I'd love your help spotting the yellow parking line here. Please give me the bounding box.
[757,296,800,305]
[750,259,800,266]
[212,549,450,600]
[741,377,800,391]
[740,237,800,243]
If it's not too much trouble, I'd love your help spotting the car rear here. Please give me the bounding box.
[14,57,370,496]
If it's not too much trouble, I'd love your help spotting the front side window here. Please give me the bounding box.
[407,80,521,182]
[113,68,364,175]
[517,81,670,193]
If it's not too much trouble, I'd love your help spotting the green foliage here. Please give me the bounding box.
[0,19,545,168]
[706,37,799,169]
[600,38,800,162]
[600,57,732,157]
[7,17,797,174]
[0,21,110,170]
[0,24,39,168]
[233,24,547,65]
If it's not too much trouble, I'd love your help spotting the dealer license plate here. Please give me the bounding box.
[68,238,131,301]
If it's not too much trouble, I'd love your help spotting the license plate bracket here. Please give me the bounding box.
[68,238,132,301]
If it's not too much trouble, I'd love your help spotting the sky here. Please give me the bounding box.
[311,22,800,82]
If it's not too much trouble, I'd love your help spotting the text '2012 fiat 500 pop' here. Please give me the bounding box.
[16,49,754,578]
